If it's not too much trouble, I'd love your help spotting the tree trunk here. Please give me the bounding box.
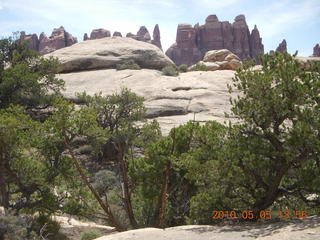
[64,137,125,231]
[0,144,9,209]
[253,165,288,217]
[154,161,171,227]
[116,137,138,228]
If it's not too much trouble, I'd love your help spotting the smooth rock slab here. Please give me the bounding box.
[95,217,320,240]
[60,69,238,135]
[46,37,173,72]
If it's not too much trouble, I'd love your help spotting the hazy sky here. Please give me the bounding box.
[0,0,319,56]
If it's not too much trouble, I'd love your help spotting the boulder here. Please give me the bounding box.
[46,37,174,72]
[202,49,242,70]
[313,44,320,57]
[189,61,220,71]
[204,49,233,62]
[166,14,264,66]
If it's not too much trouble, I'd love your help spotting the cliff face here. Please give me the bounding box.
[166,14,264,66]
[20,26,78,54]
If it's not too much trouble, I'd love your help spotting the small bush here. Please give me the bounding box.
[32,215,68,240]
[81,230,102,240]
[190,63,209,71]
[116,60,141,70]
[161,65,178,76]
[178,64,188,72]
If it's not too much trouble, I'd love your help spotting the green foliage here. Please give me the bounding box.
[0,34,64,109]
[31,215,68,240]
[178,64,188,72]
[189,63,209,71]
[0,214,41,240]
[116,59,141,70]
[161,65,179,76]
[81,230,102,240]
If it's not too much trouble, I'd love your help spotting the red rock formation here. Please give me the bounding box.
[90,28,111,39]
[166,14,264,66]
[126,32,135,38]
[276,39,287,53]
[313,44,320,57]
[151,24,162,50]
[38,26,77,54]
[232,15,251,60]
[126,25,163,50]
[136,26,151,41]
[250,25,264,61]
[113,31,122,37]
[19,31,39,51]
[83,33,89,41]
[20,26,77,54]
[166,24,202,66]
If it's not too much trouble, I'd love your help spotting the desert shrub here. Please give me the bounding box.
[81,230,102,240]
[0,214,38,240]
[161,65,178,76]
[189,63,209,71]
[31,215,68,240]
[178,64,188,72]
[116,60,141,70]
[93,170,119,195]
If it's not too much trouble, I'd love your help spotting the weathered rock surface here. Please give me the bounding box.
[46,37,173,72]
[126,25,163,50]
[20,26,77,54]
[313,44,320,57]
[59,68,237,135]
[166,14,264,66]
[276,39,287,52]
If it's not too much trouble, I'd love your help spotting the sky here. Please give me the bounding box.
[0,0,319,56]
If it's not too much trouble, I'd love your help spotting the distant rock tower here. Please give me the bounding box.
[165,14,264,66]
